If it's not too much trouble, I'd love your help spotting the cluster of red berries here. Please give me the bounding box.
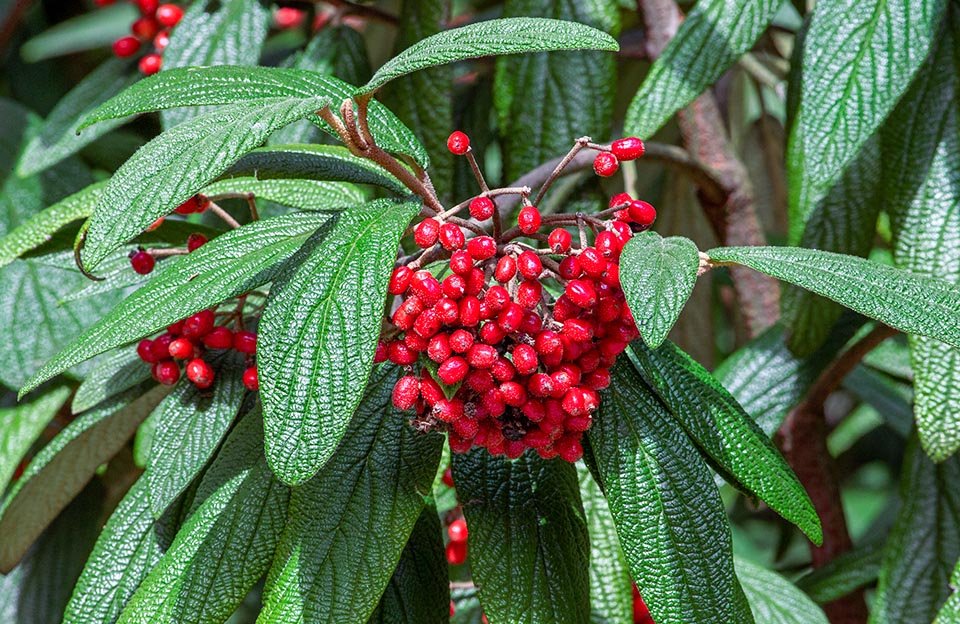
[135,308,259,391]
[592,137,646,177]
[383,132,655,463]
[102,0,183,75]
[129,194,211,275]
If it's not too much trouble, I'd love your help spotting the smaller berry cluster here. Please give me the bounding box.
[135,308,259,391]
[128,194,211,275]
[592,137,646,177]
[103,0,183,75]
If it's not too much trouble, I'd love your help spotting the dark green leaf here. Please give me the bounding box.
[589,360,754,624]
[18,3,137,62]
[795,542,884,605]
[619,232,700,348]
[259,199,420,485]
[630,341,821,542]
[258,364,442,623]
[937,557,960,622]
[625,0,781,138]
[736,557,828,624]
[79,96,329,271]
[842,367,913,438]
[0,384,71,491]
[202,177,365,212]
[21,213,329,396]
[452,449,590,624]
[786,0,947,237]
[706,246,960,350]
[72,347,151,414]
[363,17,619,94]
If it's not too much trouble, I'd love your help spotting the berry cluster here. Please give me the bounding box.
[135,308,259,391]
[128,194,212,275]
[102,0,184,75]
[384,132,655,463]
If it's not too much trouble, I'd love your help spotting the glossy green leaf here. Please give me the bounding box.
[578,463,632,624]
[0,384,71,491]
[936,557,960,622]
[871,436,960,623]
[0,384,168,573]
[589,360,754,624]
[202,177,365,212]
[17,58,138,176]
[619,232,701,348]
[259,199,420,485]
[625,0,781,138]
[18,2,136,62]
[363,17,619,93]
[795,542,884,605]
[257,364,442,623]
[72,347,150,414]
[787,0,947,239]
[736,557,828,624]
[707,246,960,350]
[79,96,329,271]
[631,341,820,541]
[452,449,590,624]
[21,213,329,396]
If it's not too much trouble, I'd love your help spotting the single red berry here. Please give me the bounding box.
[555,434,584,462]
[579,248,607,277]
[95,0,117,5]
[611,137,645,161]
[130,250,155,275]
[547,228,572,254]
[243,366,259,391]
[152,360,181,385]
[512,344,539,375]
[414,309,442,338]
[168,337,195,359]
[469,196,495,220]
[427,334,452,363]
[479,321,506,345]
[517,251,542,279]
[392,376,420,410]
[433,398,464,422]
[419,375,444,406]
[563,318,595,341]
[439,223,465,251]
[405,330,429,354]
[386,340,417,366]
[174,195,209,214]
[494,255,517,283]
[388,266,412,295]
[449,329,474,353]
[558,255,582,280]
[467,344,498,369]
[409,271,442,306]
[186,233,208,252]
[448,250,472,276]
[500,381,527,407]
[447,131,470,155]
[273,6,306,28]
[185,358,215,389]
[233,330,257,354]
[491,356,516,382]
[466,236,497,261]
[138,0,159,14]
[448,518,468,543]
[442,467,454,488]
[464,268,485,296]
[437,356,469,385]
[150,333,176,361]
[593,152,620,177]
[520,310,542,333]
[516,280,542,309]
[497,302,524,333]
[595,231,620,259]
[609,192,633,209]
[528,372,554,397]
[450,602,456,618]
[202,326,233,350]
[517,205,541,234]
[435,298,460,325]
[414,218,439,248]
[112,35,141,57]
[534,330,562,355]
[374,341,388,363]
[466,368,495,393]
[137,339,158,363]
[627,200,657,228]
[565,279,598,309]
[442,274,467,299]
[459,296,481,326]
[182,309,215,339]
[153,29,170,50]
[131,16,159,40]
[446,540,467,565]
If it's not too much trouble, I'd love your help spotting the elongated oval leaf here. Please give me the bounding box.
[259,199,420,485]
[619,232,700,348]
[707,246,960,350]
[201,177,365,212]
[0,384,71,491]
[72,347,150,414]
[796,542,884,605]
[736,557,828,624]
[625,0,781,138]
[21,213,329,397]
[452,449,590,624]
[363,17,619,93]
[257,365,442,623]
[588,360,754,624]
[79,96,329,271]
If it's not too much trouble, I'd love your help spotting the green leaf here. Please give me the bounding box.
[79,97,329,272]
[362,17,619,94]
[368,502,449,624]
[257,364,442,623]
[146,353,247,518]
[786,0,947,239]
[202,176,365,212]
[0,384,168,574]
[630,341,821,543]
[21,213,330,396]
[871,436,960,623]
[259,199,420,485]
[82,66,429,168]
[706,246,960,350]
[117,410,289,624]
[19,2,137,62]
[937,557,960,622]
[795,542,884,605]
[159,0,269,129]
[72,347,151,414]
[17,58,138,177]
[578,463,632,624]
[0,181,105,271]
[625,0,781,138]
[619,232,700,348]
[452,449,590,624]
[0,384,71,491]
[588,360,754,624]
[736,557,829,624]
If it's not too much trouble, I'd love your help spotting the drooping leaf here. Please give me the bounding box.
[871,436,960,623]
[630,341,821,543]
[452,449,591,624]
[259,199,420,485]
[362,17,619,94]
[0,384,71,491]
[72,347,150,414]
[619,232,701,348]
[706,246,960,350]
[257,364,442,623]
[625,0,781,139]
[589,360,754,624]
[201,177,365,212]
[18,2,137,62]
[21,213,330,396]
[736,557,829,624]
[786,0,947,239]
[79,96,329,271]
[795,542,884,605]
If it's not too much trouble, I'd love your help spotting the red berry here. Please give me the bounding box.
[491,356,516,382]
[484,285,510,311]
[459,296,481,326]
[274,6,306,29]
[558,255,582,280]
[414,309,442,338]
[112,36,141,58]
[609,192,632,209]
[173,195,209,215]
[528,373,554,397]
[469,196,495,220]
[427,334,452,363]
[437,356,469,385]
[131,16,159,40]
[435,298,460,325]
[595,231,620,258]
[155,3,183,26]
[449,329,474,353]
[565,279,598,309]
[534,330,562,355]
[450,602,456,618]
[555,434,584,462]
[611,137,645,161]
[512,344,539,375]
[516,280,542,309]
[628,200,657,228]
[150,333,175,361]
[517,251,542,280]
[388,266,412,295]
[392,376,420,410]
[152,360,181,385]
[467,344,498,369]
[466,236,497,261]
[497,302,524,333]
[442,274,467,299]
[130,250,155,274]
[182,309,215,339]
[494,255,517,283]
[517,205,541,234]
[448,518,468,543]
[243,366,259,391]
[548,228,572,253]
[439,223,465,251]
[414,219,439,248]
[202,325,233,349]
[579,248,606,277]
[410,271,442,306]
[447,131,470,155]
[434,398,464,422]
[479,322,506,345]
[464,268,485,296]
[168,337,195,359]
[446,540,467,565]
[186,233,208,252]
[137,339,158,363]
[563,318,595,341]
[233,330,257,354]
[374,341,388,363]
[387,340,417,366]
[153,29,170,51]
[448,250,472,276]
[593,152,619,177]
[500,381,527,407]
[442,468,454,488]
[138,0,159,14]
[185,358,215,389]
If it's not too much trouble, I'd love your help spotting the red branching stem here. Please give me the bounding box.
[207,201,242,229]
